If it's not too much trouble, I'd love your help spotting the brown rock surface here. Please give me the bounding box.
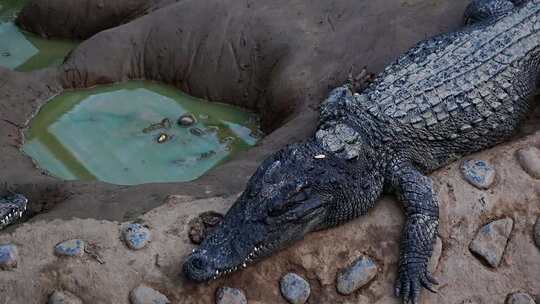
[1,131,540,303]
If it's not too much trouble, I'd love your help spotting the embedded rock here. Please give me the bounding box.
[54,239,85,257]
[506,292,536,304]
[122,223,151,250]
[129,285,170,304]
[469,218,514,267]
[461,160,496,189]
[48,290,83,304]
[516,147,540,179]
[0,244,17,270]
[336,255,378,295]
[215,287,247,304]
[280,273,311,304]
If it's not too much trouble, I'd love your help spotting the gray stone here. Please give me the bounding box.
[516,147,540,179]
[534,217,540,249]
[54,239,85,257]
[469,218,513,268]
[129,285,170,304]
[122,223,151,250]
[280,273,311,304]
[428,236,443,273]
[461,159,496,189]
[336,255,378,295]
[215,287,247,304]
[48,290,83,304]
[506,292,537,304]
[0,244,17,270]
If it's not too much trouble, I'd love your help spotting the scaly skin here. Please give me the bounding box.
[184,1,540,303]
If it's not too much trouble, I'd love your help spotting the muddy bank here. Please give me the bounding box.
[0,0,472,223]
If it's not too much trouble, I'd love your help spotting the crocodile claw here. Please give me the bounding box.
[394,262,438,304]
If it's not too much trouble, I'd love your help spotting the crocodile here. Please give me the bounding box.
[0,193,28,230]
[182,0,540,302]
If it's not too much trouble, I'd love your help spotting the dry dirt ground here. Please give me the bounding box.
[0,131,539,304]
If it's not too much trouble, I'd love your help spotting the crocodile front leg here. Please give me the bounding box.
[389,163,439,304]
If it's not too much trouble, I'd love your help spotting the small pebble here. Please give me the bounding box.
[461,159,496,189]
[215,287,247,304]
[516,147,540,179]
[469,218,513,267]
[534,217,540,249]
[122,224,151,250]
[130,285,170,304]
[336,255,378,295]
[0,244,17,270]
[48,290,83,304]
[178,113,197,127]
[280,273,311,304]
[55,239,85,257]
[506,292,537,304]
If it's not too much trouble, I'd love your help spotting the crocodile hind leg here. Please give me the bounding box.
[464,0,521,25]
[388,163,439,304]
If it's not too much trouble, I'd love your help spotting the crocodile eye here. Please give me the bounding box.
[268,187,311,217]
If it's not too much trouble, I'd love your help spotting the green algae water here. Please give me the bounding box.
[23,81,263,185]
[0,0,78,71]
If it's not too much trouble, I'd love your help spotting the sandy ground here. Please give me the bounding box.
[0,130,539,304]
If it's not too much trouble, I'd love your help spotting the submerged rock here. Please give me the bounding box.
[0,244,17,270]
[122,224,151,250]
[178,113,197,127]
[516,147,540,179]
[54,239,85,257]
[469,218,513,267]
[336,255,378,295]
[506,292,537,304]
[280,273,311,304]
[215,287,247,304]
[48,290,83,304]
[461,159,496,189]
[129,285,170,304]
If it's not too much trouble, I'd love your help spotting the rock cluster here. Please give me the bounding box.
[129,285,170,304]
[469,218,513,267]
[0,244,17,270]
[54,239,85,257]
[215,287,247,304]
[336,255,378,295]
[121,223,151,250]
[48,290,83,304]
[516,147,540,179]
[461,159,496,189]
[279,273,311,304]
[506,292,537,304]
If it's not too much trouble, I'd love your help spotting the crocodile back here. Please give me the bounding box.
[355,0,540,170]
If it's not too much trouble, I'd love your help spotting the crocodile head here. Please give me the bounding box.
[183,141,358,282]
[0,194,28,229]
